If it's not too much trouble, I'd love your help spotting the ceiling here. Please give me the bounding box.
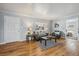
[0,3,79,20]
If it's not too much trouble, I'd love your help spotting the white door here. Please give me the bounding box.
[4,16,21,43]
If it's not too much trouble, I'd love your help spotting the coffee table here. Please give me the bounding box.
[40,36,57,46]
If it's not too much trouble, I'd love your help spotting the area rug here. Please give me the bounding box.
[38,40,63,50]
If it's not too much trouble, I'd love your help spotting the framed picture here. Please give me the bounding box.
[55,23,59,28]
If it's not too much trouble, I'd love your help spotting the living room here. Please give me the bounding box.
[0,3,79,56]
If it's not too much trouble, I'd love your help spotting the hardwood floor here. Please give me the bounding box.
[0,38,79,56]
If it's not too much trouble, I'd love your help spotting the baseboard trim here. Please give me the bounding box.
[0,42,6,45]
[0,39,26,45]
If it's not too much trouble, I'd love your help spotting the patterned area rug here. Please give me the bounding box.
[38,40,63,50]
